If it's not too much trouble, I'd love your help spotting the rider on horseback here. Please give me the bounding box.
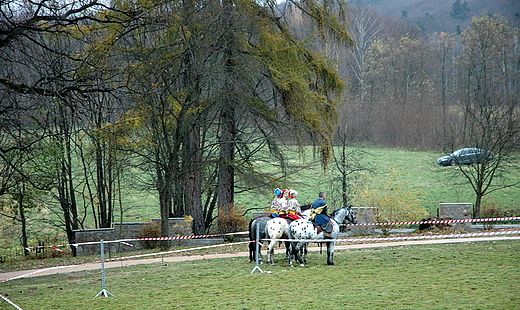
[286,189,303,220]
[270,188,288,218]
[310,192,334,237]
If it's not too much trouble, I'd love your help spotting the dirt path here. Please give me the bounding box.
[2,235,520,282]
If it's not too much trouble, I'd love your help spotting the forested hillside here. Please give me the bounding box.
[351,0,520,33]
[313,1,520,152]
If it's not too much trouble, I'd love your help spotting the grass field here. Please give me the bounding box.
[1,240,519,309]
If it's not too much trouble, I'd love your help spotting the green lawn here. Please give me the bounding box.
[1,240,519,309]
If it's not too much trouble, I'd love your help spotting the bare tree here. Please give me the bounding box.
[0,0,135,250]
[333,124,371,206]
[432,32,459,151]
[346,6,383,102]
[451,14,520,218]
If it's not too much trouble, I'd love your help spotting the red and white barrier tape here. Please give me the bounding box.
[23,231,249,251]
[0,293,24,310]
[4,241,250,284]
[22,217,520,251]
[264,229,520,243]
[344,216,520,226]
[101,241,250,263]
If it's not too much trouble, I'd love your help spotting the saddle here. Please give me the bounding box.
[312,220,334,236]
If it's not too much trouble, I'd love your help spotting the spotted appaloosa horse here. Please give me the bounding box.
[248,216,270,262]
[288,205,357,266]
[266,217,290,265]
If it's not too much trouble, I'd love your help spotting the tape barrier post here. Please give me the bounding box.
[94,240,114,298]
[250,226,264,274]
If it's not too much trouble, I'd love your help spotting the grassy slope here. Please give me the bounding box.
[1,240,519,309]
[236,146,520,219]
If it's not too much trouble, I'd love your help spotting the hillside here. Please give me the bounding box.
[352,0,520,33]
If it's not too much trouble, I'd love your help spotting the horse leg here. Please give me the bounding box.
[294,242,306,267]
[250,240,264,263]
[288,241,304,267]
[327,241,335,265]
[267,240,276,265]
[302,243,308,264]
[249,241,255,262]
[288,242,296,267]
[284,241,291,260]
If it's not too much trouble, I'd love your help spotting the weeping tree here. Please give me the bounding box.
[93,0,353,238]
[213,0,354,232]
[99,0,227,238]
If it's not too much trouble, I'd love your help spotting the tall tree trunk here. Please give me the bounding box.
[217,0,237,233]
[157,164,172,248]
[56,103,78,256]
[16,185,29,257]
[217,101,236,232]
[185,126,205,234]
[182,0,205,235]
[96,144,109,228]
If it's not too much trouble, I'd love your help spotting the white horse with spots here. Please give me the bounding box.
[288,205,357,266]
[266,217,290,265]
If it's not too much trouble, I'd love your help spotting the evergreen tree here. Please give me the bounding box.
[450,0,470,20]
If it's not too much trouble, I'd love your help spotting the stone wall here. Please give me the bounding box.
[73,218,193,256]
[439,203,472,230]
[349,207,377,235]
[74,228,115,257]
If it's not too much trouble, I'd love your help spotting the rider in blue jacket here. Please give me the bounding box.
[311,192,333,235]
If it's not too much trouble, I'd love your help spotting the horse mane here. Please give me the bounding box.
[331,205,351,217]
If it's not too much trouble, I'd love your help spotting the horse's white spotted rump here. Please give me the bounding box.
[266,217,289,265]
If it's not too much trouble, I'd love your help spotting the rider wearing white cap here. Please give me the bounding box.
[286,189,303,220]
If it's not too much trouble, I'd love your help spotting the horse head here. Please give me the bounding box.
[332,205,357,225]
[345,205,358,224]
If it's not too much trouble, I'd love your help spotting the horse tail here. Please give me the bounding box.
[248,219,255,240]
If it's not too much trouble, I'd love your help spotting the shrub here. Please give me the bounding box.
[138,223,162,249]
[354,168,429,234]
[481,202,504,230]
[216,204,248,242]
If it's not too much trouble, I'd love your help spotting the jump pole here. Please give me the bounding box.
[250,226,265,273]
[95,240,114,298]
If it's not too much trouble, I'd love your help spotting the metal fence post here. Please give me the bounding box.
[95,240,114,298]
[250,225,265,273]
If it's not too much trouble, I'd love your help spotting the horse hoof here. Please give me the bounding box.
[327,262,335,266]
[299,264,305,267]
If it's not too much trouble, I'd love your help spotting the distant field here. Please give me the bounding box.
[233,146,520,218]
[116,146,520,221]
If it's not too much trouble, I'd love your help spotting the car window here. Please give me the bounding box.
[453,149,464,156]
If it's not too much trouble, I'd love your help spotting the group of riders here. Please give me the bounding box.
[269,188,334,235]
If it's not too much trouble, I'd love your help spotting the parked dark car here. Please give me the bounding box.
[437,148,493,166]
